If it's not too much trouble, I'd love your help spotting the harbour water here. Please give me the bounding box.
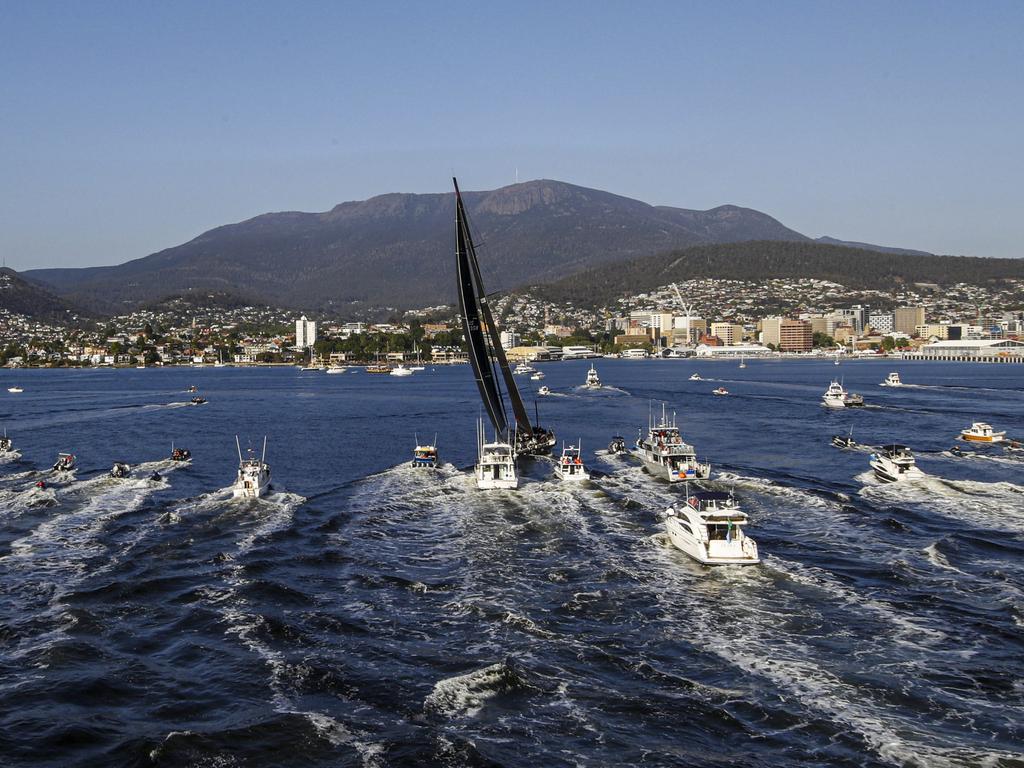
[1,360,1022,767]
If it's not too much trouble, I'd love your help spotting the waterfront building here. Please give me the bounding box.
[761,317,813,352]
[694,343,773,358]
[673,315,707,345]
[295,316,317,349]
[710,322,745,345]
[894,306,926,336]
[916,339,1024,361]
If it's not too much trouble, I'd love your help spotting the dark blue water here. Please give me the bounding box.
[1,360,1022,767]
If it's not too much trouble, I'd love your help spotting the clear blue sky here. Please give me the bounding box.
[2,0,1021,270]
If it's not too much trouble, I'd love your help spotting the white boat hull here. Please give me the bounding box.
[476,473,518,490]
[869,459,923,483]
[822,397,846,408]
[233,478,270,498]
[665,517,760,565]
[634,451,710,482]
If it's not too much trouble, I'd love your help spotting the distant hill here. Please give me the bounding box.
[525,240,1024,308]
[814,236,933,257]
[24,180,807,313]
[0,268,83,321]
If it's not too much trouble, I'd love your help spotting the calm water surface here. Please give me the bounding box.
[0,360,1022,767]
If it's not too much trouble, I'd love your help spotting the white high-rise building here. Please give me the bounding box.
[295,316,317,349]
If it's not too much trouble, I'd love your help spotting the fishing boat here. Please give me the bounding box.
[474,418,517,490]
[109,462,131,478]
[607,435,627,454]
[170,444,191,462]
[960,422,1006,443]
[663,492,760,565]
[822,380,848,408]
[412,435,438,468]
[583,365,602,389]
[831,428,858,449]
[712,386,729,396]
[633,403,711,482]
[554,440,589,481]
[454,178,555,457]
[880,371,903,387]
[869,444,923,482]
[52,452,76,472]
[7,387,23,393]
[688,373,702,381]
[537,385,551,396]
[232,436,271,498]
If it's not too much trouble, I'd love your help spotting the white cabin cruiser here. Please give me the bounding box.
[634,405,711,482]
[554,441,589,481]
[688,373,702,381]
[822,380,848,408]
[663,492,760,565]
[326,365,347,374]
[530,371,545,380]
[232,436,271,498]
[960,422,1006,443]
[513,363,535,375]
[7,387,23,393]
[390,365,414,377]
[880,372,903,387]
[583,365,602,389]
[869,444,923,483]
[475,419,518,490]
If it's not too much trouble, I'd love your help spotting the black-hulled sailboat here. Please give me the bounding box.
[454,178,555,460]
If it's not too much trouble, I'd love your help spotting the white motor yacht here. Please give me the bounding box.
[633,404,711,482]
[869,444,923,483]
[584,365,602,389]
[960,422,1006,443]
[663,492,760,565]
[822,380,848,408]
[513,363,535,375]
[326,365,347,374]
[880,372,903,387]
[8,387,23,393]
[475,419,518,490]
[390,364,414,377]
[688,373,702,381]
[530,371,545,380]
[554,441,589,481]
[232,436,271,498]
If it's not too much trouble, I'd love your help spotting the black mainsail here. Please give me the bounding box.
[453,178,554,454]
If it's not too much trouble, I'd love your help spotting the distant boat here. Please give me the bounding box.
[412,434,438,468]
[960,422,1006,443]
[583,365,602,389]
[880,371,903,387]
[633,403,710,482]
[554,440,589,481]
[390,364,414,377]
[513,363,536,375]
[530,371,545,380]
[688,373,702,381]
[739,355,747,369]
[712,386,729,396]
[869,444,923,483]
[326,364,347,374]
[232,436,271,498]
[474,418,517,490]
[52,452,76,472]
[7,387,22,393]
[537,385,551,396]
[0,430,12,453]
[110,462,131,479]
[170,443,191,462]
[822,380,847,408]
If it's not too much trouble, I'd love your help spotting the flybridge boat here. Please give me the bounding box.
[475,419,517,490]
[513,363,536,375]
[326,364,346,374]
[232,436,271,498]
[960,422,1006,443]
[880,372,903,387]
[454,178,555,458]
[822,380,848,408]
[663,492,760,565]
[110,462,131,479]
[554,441,589,481]
[869,444,923,483]
[412,435,438,468]
[52,453,76,472]
[634,404,710,482]
[583,365,602,389]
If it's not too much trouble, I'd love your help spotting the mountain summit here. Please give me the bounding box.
[24,180,808,312]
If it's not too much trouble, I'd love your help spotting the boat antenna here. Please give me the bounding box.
[235,435,243,464]
[261,435,267,464]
